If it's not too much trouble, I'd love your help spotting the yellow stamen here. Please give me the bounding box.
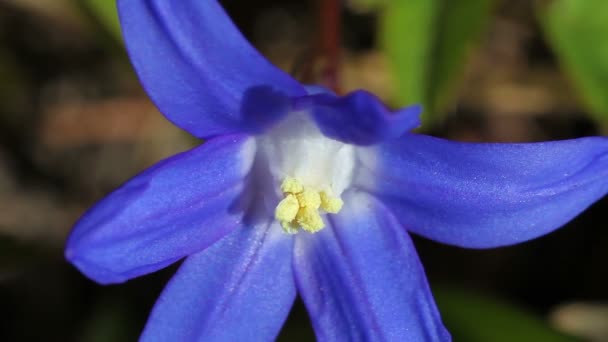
[274,178,344,234]
[281,221,299,235]
[320,191,343,213]
[296,207,324,232]
[280,177,303,194]
[296,189,321,209]
[275,194,299,223]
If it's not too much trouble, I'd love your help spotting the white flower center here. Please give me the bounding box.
[256,111,356,233]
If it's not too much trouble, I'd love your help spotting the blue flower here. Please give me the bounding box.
[65,1,608,341]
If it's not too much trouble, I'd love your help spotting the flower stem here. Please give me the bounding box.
[317,0,341,94]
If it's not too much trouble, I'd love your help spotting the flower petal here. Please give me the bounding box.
[117,0,305,138]
[301,90,421,145]
[358,134,608,248]
[66,135,256,284]
[140,222,295,342]
[293,191,450,342]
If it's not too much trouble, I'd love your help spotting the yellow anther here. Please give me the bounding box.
[296,189,321,209]
[281,221,299,235]
[296,207,325,233]
[275,194,299,223]
[280,177,303,194]
[275,178,344,234]
[320,191,343,213]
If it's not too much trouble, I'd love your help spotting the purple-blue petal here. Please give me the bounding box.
[140,222,295,342]
[117,0,305,138]
[293,191,450,342]
[239,86,292,134]
[358,134,608,248]
[65,135,255,284]
[303,90,421,145]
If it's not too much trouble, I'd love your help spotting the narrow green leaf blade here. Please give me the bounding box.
[379,0,493,127]
[79,0,122,41]
[540,0,608,121]
[380,0,438,123]
[429,0,494,117]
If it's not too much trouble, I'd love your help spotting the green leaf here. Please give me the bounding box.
[79,0,122,41]
[380,0,438,125]
[379,0,494,127]
[435,288,577,342]
[429,0,494,118]
[540,0,608,121]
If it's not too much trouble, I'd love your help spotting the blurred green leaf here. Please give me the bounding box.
[379,0,494,127]
[429,0,494,118]
[435,288,577,342]
[380,0,437,125]
[540,0,608,121]
[79,0,122,41]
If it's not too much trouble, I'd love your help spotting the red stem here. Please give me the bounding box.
[318,0,341,94]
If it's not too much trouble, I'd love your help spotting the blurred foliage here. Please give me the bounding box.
[380,0,437,125]
[435,288,577,342]
[379,0,494,127]
[79,0,122,41]
[539,0,608,123]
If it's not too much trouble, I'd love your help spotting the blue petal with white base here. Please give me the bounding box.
[65,0,608,341]
[303,90,422,145]
[358,134,608,248]
[293,191,450,341]
[141,221,295,342]
[66,135,255,284]
[117,0,305,138]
